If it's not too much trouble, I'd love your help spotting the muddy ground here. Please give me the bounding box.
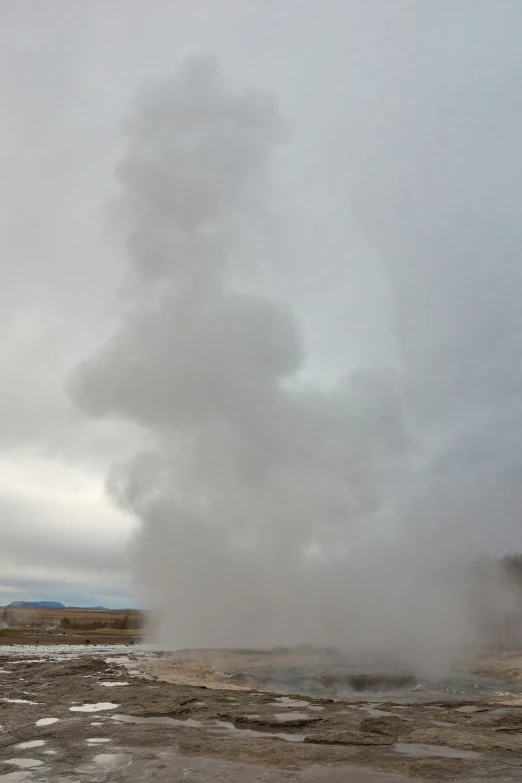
[1,647,522,782]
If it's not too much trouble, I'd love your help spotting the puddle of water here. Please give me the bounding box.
[87,738,112,744]
[0,669,9,673]
[15,741,46,750]
[361,706,412,722]
[0,772,34,782]
[456,705,486,713]
[70,702,119,712]
[2,699,40,705]
[98,681,129,687]
[2,759,44,769]
[490,707,517,715]
[43,750,57,755]
[93,753,131,769]
[90,722,104,726]
[208,720,305,743]
[35,718,58,726]
[269,697,310,708]
[273,712,315,723]
[395,743,482,759]
[111,714,203,728]
[111,714,305,743]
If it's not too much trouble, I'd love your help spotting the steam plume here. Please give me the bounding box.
[69,24,522,668]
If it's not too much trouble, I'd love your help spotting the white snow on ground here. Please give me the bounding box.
[15,741,46,750]
[2,699,40,705]
[70,703,118,713]
[0,643,154,659]
[1,758,44,769]
[98,681,129,687]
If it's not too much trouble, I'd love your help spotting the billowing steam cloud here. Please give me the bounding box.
[69,55,409,649]
[69,10,522,669]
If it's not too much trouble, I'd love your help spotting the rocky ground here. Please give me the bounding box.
[1,647,522,782]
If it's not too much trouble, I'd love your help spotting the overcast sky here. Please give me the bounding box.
[1,1,522,614]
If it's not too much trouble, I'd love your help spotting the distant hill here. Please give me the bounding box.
[8,601,65,608]
[7,601,108,610]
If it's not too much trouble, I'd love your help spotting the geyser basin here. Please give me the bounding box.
[212,655,519,700]
[138,648,521,701]
[347,674,418,692]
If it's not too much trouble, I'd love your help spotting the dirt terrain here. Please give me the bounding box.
[1,646,522,782]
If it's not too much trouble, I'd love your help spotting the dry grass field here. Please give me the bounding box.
[0,604,145,645]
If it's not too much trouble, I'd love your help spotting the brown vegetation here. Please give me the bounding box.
[0,605,145,644]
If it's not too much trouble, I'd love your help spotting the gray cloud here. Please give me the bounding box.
[336,1,522,563]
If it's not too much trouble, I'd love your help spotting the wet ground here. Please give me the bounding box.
[1,645,522,782]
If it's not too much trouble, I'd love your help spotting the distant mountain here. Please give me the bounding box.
[7,601,108,610]
[8,601,65,608]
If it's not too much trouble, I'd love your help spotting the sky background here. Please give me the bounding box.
[1,0,386,607]
[1,1,522,613]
